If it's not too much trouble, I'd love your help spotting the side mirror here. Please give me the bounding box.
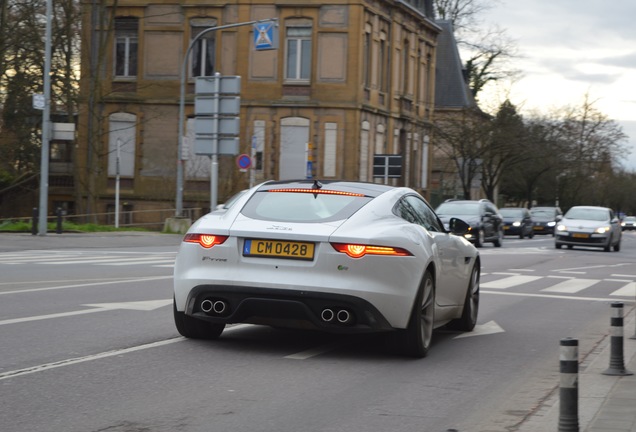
[449,217,470,235]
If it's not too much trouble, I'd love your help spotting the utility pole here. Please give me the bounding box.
[38,0,53,235]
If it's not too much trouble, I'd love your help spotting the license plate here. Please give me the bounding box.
[504,226,510,230]
[243,239,315,260]
[572,233,589,239]
[533,226,543,230]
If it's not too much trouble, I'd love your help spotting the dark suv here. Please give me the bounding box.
[435,199,504,247]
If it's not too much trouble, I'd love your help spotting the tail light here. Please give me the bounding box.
[183,233,228,248]
[331,243,412,258]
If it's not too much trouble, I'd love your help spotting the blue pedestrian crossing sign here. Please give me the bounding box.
[254,22,278,51]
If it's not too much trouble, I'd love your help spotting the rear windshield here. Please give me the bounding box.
[500,208,524,217]
[435,202,480,216]
[565,208,608,221]
[240,191,372,223]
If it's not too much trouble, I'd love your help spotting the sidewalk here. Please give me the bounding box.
[519,312,636,432]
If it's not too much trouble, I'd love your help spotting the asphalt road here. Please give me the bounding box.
[1,231,635,432]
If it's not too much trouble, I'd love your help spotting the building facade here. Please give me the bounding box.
[76,0,440,225]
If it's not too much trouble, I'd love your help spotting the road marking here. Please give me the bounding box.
[0,324,250,381]
[0,338,186,381]
[610,282,636,297]
[0,299,172,326]
[482,290,635,303]
[454,320,504,339]
[541,278,600,294]
[0,275,172,295]
[481,275,542,289]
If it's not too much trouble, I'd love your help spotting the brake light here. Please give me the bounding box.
[268,188,365,197]
[183,233,228,248]
[331,243,412,258]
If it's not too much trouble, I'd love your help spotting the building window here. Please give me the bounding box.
[191,19,217,77]
[379,32,387,93]
[402,38,410,95]
[363,25,371,88]
[285,25,312,82]
[114,18,138,78]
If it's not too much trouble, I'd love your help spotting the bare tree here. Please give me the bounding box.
[434,0,519,99]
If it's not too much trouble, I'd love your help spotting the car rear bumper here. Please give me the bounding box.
[182,285,395,333]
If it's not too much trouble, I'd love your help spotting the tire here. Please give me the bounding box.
[604,236,612,252]
[173,298,225,339]
[447,264,480,332]
[555,243,562,249]
[475,229,484,248]
[519,231,524,239]
[400,270,435,358]
[493,228,503,247]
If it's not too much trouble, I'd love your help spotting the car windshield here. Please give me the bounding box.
[435,202,480,216]
[624,217,636,222]
[241,190,372,222]
[565,208,608,221]
[500,208,523,217]
[530,208,555,219]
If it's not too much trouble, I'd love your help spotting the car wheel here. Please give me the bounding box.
[447,264,479,332]
[475,229,484,248]
[400,270,435,358]
[604,236,612,252]
[493,228,503,247]
[567,245,573,250]
[519,230,524,239]
[555,243,562,249]
[173,298,225,339]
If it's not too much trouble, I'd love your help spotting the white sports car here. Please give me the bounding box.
[173,180,480,357]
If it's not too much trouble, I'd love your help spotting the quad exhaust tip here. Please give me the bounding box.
[200,299,228,315]
[321,308,353,325]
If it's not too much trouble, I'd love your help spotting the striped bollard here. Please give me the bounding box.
[602,302,633,376]
[559,338,579,432]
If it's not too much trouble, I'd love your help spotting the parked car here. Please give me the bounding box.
[435,199,504,247]
[173,180,481,358]
[530,206,563,236]
[500,207,534,239]
[621,216,636,231]
[555,206,621,252]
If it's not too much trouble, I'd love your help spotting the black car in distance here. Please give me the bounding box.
[530,206,563,236]
[500,207,534,239]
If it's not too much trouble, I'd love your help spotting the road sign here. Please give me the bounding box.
[253,22,278,50]
[237,154,252,170]
[195,76,241,94]
[194,136,239,156]
[195,96,240,116]
[32,94,45,110]
[195,117,240,135]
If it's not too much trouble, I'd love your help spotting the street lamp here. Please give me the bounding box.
[38,0,53,235]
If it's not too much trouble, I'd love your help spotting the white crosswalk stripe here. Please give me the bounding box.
[481,272,636,297]
[0,251,176,268]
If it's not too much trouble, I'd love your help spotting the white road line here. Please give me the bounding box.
[481,275,542,289]
[541,278,599,294]
[482,290,635,302]
[0,338,185,381]
[0,324,250,381]
[99,259,175,266]
[0,275,172,295]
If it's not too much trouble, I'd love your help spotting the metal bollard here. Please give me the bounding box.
[602,302,633,376]
[31,207,38,236]
[559,337,579,432]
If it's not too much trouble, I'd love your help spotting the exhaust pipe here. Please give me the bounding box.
[321,308,334,322]
[336,309,352,324]
[212,300,227,314]
[200,299,214,313]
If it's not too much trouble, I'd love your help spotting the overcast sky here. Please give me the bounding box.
[473,0,636,170]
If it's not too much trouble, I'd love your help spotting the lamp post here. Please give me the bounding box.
[175,18,277,217]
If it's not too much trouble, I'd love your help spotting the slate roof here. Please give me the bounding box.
[434,20,477,109]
